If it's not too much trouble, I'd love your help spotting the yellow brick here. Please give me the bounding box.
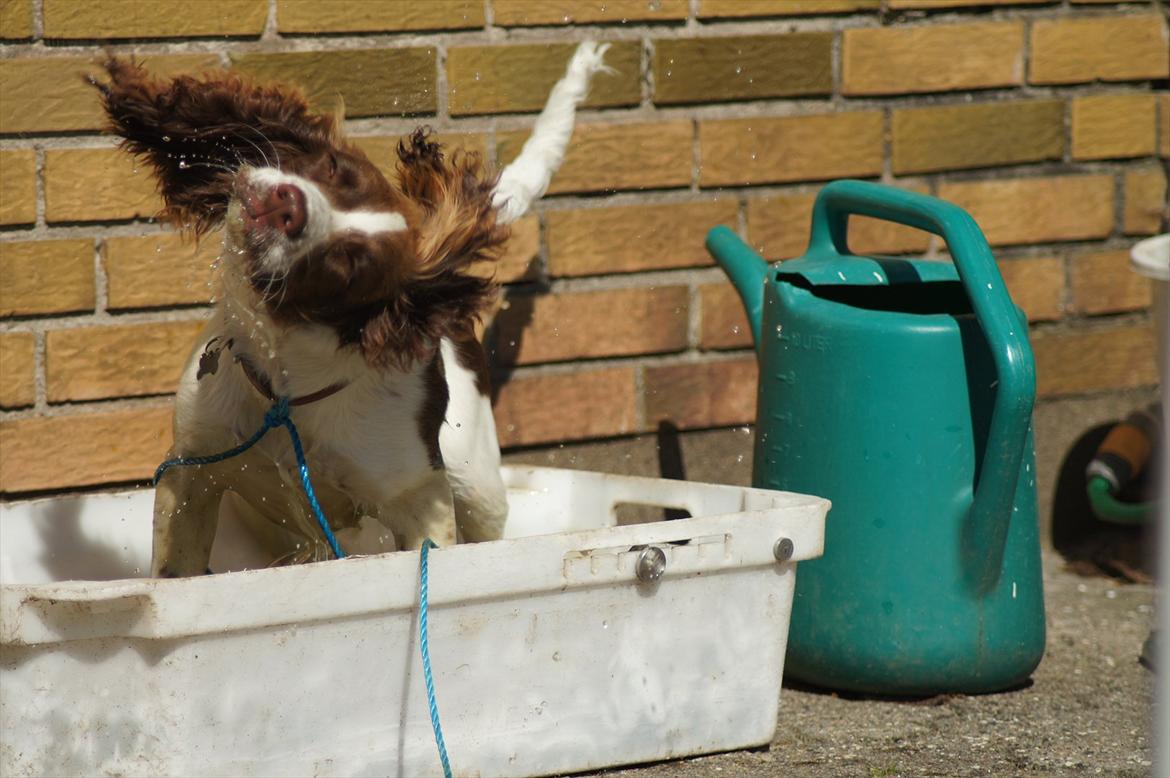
[699,282,752,350]
[1070,249,1151,315]
[0,150,36,226]
[0,406,173,493]
[655,34,832,105]
[1072,94,1158,160]
[1,54,222,135]
[892,100,1063,174]
[498,121,692,194]
[0,239,95,316]
[46,320,206,402]
[495,0,688,25]
[491,286,689,365]
[1124,167,1168,235]
[699,0,878,16]
[448,43,639,116]
[493,367,638,447]
[843,22,1024,96]
[0,0,33,39]
[0,332,35,409]
[891,0,1051,6]
[43,148,161,223]
[644,358,758,429]
[999,256,1063,322]
[1030,15,1169,85]
[471,214,540,284]
[547,200,735,277]
[43,0,265,37]
[1034,325,1157,396]
[231,49,436,118]
[700,111,883,188]
[277,0,482,32]
[103,233,221,310]
[351,133,490,181]
[1159,93,1170,158]
[747,185,932,261]
[938,175,1114,247]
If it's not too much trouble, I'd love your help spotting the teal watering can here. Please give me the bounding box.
[707,180,1045,696]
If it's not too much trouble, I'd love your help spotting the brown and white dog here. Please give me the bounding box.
[91,43,610,577]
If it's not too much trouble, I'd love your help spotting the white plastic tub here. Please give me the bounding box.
[0,465,828,778]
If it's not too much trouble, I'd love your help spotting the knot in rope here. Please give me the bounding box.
[263,396,291,430]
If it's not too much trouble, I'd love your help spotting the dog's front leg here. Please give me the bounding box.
[385,470,458,550]
[152,459,228,577]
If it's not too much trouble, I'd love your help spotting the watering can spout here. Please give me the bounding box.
[705,226,768,351]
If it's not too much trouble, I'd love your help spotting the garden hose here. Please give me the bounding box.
[1085,405,1161,525]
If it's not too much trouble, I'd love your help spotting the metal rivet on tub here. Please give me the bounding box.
[773,537,794,562]
[635,546,667,583]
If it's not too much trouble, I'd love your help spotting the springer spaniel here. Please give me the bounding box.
[91,43,610,577]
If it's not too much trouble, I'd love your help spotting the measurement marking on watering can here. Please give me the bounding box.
[774,370,797,385]
[779,331,830,352]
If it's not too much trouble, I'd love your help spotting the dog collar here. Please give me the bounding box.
[237,356,349,407]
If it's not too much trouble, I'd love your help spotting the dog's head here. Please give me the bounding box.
[90,57,506,367]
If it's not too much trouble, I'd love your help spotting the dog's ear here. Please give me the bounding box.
[356,129,508,366]
[88,56,337,234]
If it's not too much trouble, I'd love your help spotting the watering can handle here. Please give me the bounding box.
[810,180,1036,591]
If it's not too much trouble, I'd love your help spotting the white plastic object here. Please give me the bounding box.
[0,465,828,778]
[1131,234,1168,382]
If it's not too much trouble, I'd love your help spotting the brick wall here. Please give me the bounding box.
[0,0,1167,496]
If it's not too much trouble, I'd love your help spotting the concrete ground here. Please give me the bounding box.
[505,390,1161,777]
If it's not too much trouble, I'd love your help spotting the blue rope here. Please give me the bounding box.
[419,538,452,778]
[152,397,346,560]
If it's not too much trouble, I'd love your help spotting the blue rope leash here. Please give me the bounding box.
[152,397,346,560]
[419,538,452,778]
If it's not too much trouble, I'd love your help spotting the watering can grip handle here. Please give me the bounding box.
[811,180,1037,591]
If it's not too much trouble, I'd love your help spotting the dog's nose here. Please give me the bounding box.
[247,183,307,238]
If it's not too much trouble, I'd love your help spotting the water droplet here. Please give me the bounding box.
[601,620,608,630]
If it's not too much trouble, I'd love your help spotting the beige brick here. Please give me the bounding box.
[547,200,735,277]
[1124,167,1168,235]
[278,0,483,32]
[470,214,540,284]
[1,54,221,135]
[46,320,205,402]
[1072,94,1158,160]
[1070,249,1151,315]
[1159,94,1170,158]
[493,367,638,447]
[44,148,161,223]
[351,133,490,181]
[699,0,878,16]
[644,358,758,430]
[0,0,33,39]
[1030,15,1169,85]
[448,43,639,116]
[0,239,95,316]
[892,100,1064,174]
[700,282,753,350]
[103,233,221,310]
[491,286,689,365]
[747,185,932,261]
[700,111,882,187]
[654,34,832,105]
[495,0,688,25]
[498,121,692,194]
[43,0,265,38]
[891,0,1051,6]
[0,150,36,226]
[999,256,1063,322]
[1033,326,1157,397]
[0,332,35,409]
[844,22,1023,96]
[939,175,1114,247]
[231,49,436,118]
[0,406,173,493]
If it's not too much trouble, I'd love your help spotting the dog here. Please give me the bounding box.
[90,43,610,577]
